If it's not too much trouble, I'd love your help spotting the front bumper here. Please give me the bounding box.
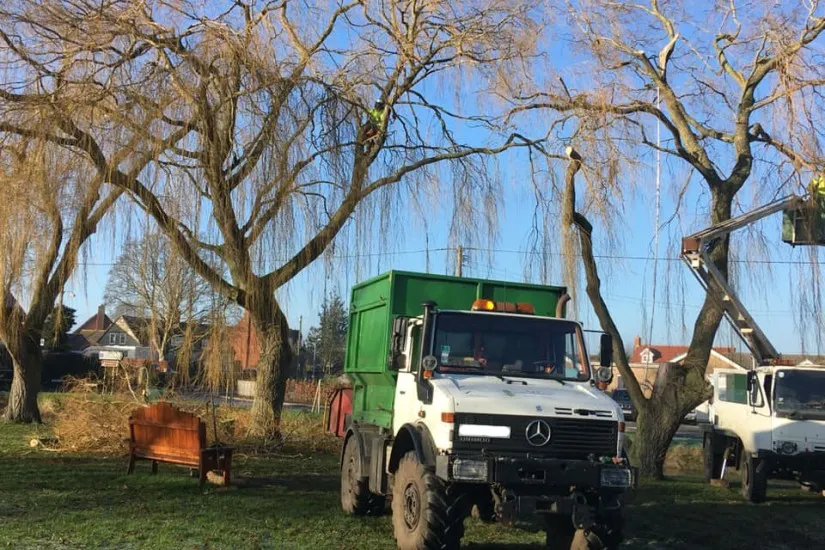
[755,450,825,478]
[435,453,636,490]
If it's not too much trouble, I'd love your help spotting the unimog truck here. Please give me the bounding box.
[681,194,825,503]
[331,271,634,550]
[703,366,825,502]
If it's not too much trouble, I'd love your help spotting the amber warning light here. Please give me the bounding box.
[471,299,535,315]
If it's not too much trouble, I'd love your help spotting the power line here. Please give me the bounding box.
[73,245,825,267]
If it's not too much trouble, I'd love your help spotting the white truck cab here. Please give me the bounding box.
[704,365,825,502]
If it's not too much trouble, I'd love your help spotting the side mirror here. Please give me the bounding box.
[746,371,756,391]
[597,366,613,385]
[599,333,613,367]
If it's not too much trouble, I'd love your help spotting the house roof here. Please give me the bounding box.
[116,315,211,346]
[631,343,736,364]
[73,310,112,333]
[67,331,107,350]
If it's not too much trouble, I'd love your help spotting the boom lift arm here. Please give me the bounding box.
[680,195,807,366]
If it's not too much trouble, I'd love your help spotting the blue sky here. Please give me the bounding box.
[64,157,823,356]
[60,2,825,357]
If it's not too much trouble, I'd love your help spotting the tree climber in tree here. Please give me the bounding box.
[363,100,387,141]
[810,174,825,200]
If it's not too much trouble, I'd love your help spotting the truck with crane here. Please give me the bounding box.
[681,194,825,503]
[326,271,634,550]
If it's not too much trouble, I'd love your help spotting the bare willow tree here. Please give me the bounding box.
[104,231,215,363]
[0,139,121,422]
[1,1,541,435]
[0,2,205,421]
[509,1,825,477]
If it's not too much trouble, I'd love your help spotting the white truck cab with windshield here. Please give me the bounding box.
[703,366,825,502]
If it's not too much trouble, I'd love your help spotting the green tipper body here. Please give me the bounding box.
[344,271,568,428]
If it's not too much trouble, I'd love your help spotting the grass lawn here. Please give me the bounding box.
[1,406,823,549]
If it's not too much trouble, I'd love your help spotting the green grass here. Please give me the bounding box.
[1,408,824,549]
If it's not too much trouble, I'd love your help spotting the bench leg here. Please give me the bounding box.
[151,461,158,474]
[126,455,136,475]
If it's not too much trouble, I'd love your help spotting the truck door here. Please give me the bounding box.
[393,322,422,436]
[713,370,768,452]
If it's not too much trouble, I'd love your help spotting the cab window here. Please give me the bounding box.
[718,373,747,404]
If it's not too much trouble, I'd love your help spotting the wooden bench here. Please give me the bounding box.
[127,402,233,486]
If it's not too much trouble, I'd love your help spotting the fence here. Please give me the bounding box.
[233,378,337,405]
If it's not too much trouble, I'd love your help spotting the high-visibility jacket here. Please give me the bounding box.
[811,175,825,197]
[367,107,385,126]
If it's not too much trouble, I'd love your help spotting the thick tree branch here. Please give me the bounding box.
[562,149,646,407]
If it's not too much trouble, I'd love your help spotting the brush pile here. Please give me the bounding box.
[38,386,338,456]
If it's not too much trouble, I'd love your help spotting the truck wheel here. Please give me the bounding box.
[545,515,575,550]
[341,437,385,516]
[391,452,469,550]
[740,454,767,503]
[703,433,723,482]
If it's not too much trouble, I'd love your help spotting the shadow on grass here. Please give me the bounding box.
[2,447,825,549]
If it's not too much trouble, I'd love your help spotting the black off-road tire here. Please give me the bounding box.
[740,453,767,503]
[545,515,576,550]
[704,433,724,482]
[341,436,385,516]
[391,452,470,550]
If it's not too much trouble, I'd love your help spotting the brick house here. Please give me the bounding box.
[68,305,113,353]
[229,311,303,376]
[610,336,747,394]
[72,306,208,370]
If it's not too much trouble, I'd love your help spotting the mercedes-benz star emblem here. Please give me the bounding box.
[525,419,552,447]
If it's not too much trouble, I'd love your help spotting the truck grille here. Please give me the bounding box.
[453,413,618,459]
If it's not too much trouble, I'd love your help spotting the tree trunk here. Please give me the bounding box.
[563,150,716,479]
[248,305,293,438]
[3,332,43,423]
[630,403,679,479]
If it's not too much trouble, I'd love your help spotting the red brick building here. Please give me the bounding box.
[229,312,302,374]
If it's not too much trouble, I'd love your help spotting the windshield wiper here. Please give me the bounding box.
[547,377,566,386]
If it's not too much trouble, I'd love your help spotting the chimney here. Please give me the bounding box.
[96,305,106,330]
[633,335,642,349]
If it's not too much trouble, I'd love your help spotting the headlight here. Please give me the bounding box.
[452,459,488,481]
[457,424,511,439]
[776,440,798,454]
[600,467,632,488]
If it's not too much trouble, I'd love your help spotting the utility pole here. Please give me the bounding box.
[456,245,464,277]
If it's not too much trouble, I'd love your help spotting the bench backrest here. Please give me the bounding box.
[129,402,206,465]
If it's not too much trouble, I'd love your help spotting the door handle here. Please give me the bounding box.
[399,391,406,395]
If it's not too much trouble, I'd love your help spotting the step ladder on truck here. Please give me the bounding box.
[681,194,825,503]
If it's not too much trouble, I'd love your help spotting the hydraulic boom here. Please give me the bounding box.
[681,195,806,366]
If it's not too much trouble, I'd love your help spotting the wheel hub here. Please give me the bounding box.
[403,482,421,530]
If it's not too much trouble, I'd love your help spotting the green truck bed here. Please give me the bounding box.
[345,271,567,428]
